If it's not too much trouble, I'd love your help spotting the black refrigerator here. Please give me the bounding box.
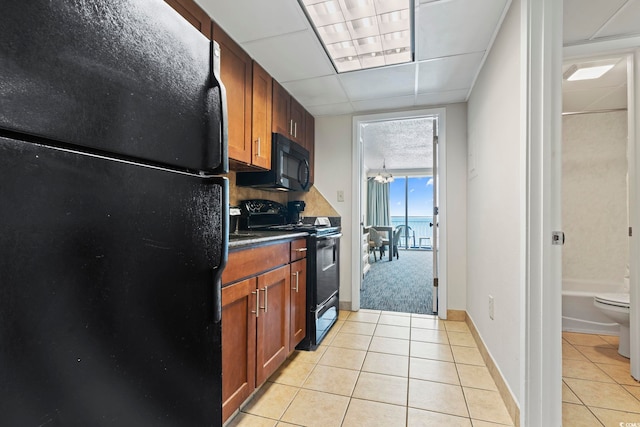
[0,1,228,426]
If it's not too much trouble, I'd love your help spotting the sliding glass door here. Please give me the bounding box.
[390,176,433,250]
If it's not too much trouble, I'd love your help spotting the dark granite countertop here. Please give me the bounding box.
[228,230,309,250]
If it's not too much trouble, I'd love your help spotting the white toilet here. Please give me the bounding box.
[594,293,630,358]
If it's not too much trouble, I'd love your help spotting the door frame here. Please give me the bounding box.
[351,107,447,318]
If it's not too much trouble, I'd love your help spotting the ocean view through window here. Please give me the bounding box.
[390,176,433,249]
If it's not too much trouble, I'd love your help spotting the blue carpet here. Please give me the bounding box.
[360,249,434,314]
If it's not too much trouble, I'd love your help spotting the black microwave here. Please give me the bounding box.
[236,133,310,192]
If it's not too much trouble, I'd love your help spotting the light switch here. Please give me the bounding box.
[337,190,344,202]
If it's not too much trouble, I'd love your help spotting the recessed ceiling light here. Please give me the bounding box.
[563,59,619,81]
[300,0,414,73]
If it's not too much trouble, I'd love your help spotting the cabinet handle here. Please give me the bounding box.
[256,137,261,157]
[294,248,307,253]
[289,119,293,136]
[292,271,299,292]
[251,290,259,318]
[294,122,297,138]
[260,286,268,312]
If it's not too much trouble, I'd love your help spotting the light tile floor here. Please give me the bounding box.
[226,309,514,427]
[562,331,640,426]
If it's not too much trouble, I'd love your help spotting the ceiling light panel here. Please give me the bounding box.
[563,58,620,81]
[300,0,413,72]
[566,64,615,81]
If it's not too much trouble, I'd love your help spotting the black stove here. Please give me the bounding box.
[239,199,341,350]
[264,223,341,237]
[239,199,340,236]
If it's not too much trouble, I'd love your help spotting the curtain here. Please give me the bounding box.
[367,178,390,226]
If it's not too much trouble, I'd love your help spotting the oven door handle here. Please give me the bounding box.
[316,233,342,241]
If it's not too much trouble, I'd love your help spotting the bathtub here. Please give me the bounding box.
[562,290,619,335]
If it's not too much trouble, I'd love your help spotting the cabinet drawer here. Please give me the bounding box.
[223,242,289,284]
[290,238,307,261]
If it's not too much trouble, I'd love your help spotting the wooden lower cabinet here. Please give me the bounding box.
[289,259,307,350]
[221,278,256,422]
[255,265,290,384]
[222,239,306,423]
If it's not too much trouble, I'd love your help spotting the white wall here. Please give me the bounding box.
[466,0,523,404]
[314,114,354,305]
[562,111,629,293]
[314,104,468,310]
[444,103,468,310]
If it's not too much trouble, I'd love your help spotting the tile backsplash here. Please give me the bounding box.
[227,171,288,207]
[228,171,339,218]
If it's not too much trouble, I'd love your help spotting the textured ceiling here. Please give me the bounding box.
[363,117,433,172]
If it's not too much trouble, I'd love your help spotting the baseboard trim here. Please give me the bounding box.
[465,314,521,427]
[339,301,351,311]
[446,309,466,321]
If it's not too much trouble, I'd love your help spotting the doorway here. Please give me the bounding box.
[560,51,639,392]
[350,108,447,317]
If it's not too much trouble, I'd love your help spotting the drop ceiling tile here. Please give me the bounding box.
[196,0,309,42]
[563,86,626,113]
[584,85,628,111]
[416,0,508,61]
[563,0,628,44]
[338,63,417,101]
[593,0,640,39]
[415,89,469,107]
[416,52,484,93]
[351,95,416,113]
[306,102,355,116]
[243,30,335,82]
[282,76,349,106]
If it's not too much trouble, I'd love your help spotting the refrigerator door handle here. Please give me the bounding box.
[209,40,228,173]
[211,177,229,323]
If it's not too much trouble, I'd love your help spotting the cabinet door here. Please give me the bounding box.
[214,24,252,165]
[290,259,307,351]
[272,80,290,137]
[164,0,212,38]
[251,62,273,170]
[221,278,257,423]
[304,110,315,186]
[255,265,290,385]
[289,97,305,144]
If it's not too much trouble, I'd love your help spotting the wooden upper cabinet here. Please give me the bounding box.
[271,81,305,144]
[251,62,273,170]
[304,111,315,186]
[272,80,291,137]
[289,97,305,144]
[164,0,212,38]
[213,24,253,167]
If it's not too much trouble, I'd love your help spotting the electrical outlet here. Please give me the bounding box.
[489,295,494,320]
[337,190,345,202]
